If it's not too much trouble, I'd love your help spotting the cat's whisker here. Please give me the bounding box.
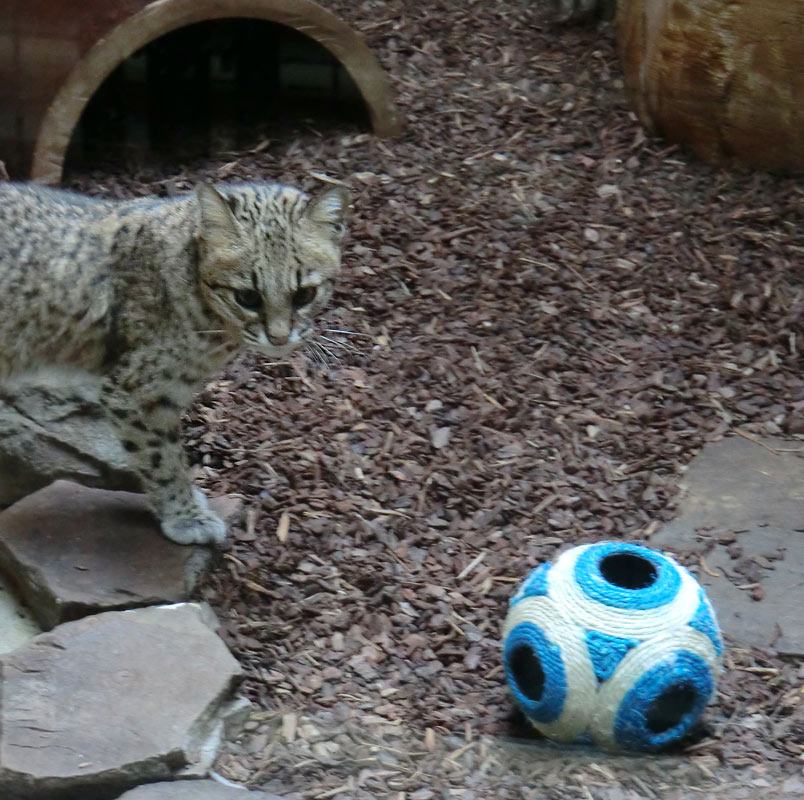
[306,344,325,366]
[320,335,362,355]
[318,344,341,363]
[311,340,342,367]
[317,342,342,365]
[303,340,330,367]
[325,328,371,337]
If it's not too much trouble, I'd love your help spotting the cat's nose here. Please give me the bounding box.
[267,319,291,346]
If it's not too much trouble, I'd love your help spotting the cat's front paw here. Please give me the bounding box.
[161,509,227,545]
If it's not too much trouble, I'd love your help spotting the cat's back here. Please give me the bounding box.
[0,182,109,253]
[0,181,105,210]
[0,183,117,377]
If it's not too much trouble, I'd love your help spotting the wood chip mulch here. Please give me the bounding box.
[66,2,804,796]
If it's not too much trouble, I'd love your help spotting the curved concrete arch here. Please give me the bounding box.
[31,0,401,184]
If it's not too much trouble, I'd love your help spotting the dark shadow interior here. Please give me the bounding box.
[509,644,546,702]
[65,18,369,173]
[599,553,658,590]
[645,684,697,733]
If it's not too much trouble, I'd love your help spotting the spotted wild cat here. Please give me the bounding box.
[0,180,349,544]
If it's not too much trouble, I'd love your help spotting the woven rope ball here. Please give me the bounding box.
[502,542,723,751]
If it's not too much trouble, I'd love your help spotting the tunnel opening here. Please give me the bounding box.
[64,18,370,175]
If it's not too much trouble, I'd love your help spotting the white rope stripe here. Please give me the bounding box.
[547,544,702,638]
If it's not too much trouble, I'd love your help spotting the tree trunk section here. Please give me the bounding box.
[617,0,804,172]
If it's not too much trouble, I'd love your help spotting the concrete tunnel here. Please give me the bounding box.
[0,0,401,183]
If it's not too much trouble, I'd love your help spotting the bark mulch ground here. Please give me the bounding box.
[66,2,804,797]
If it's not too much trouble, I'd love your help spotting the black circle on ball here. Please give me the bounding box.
[509,644,546,702]
[599,553,658,590]
[645,684,698,733]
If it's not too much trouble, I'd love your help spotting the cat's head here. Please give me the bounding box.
[194,181,349,358]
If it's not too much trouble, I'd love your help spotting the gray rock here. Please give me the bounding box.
[0,603,243,800]
[0,481,213,630]
[652,435,804,656]
[116,779,284,799]
[0,377,140,507]
[218,697,255,742]
[0,571,40,654]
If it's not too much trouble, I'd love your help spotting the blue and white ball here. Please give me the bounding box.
[502,542,723,751]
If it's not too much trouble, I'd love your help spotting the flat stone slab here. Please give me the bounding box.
[116,779,284,799]
[0,603,243,800]
[652,435,804,656]
[0,572,40,654]
[0,481,212,630]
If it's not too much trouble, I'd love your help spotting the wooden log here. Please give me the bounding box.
[616,0,804,172]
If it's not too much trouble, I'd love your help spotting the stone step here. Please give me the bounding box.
[652,435,804,656]
[0,603,245,800]
[0,481,215,630]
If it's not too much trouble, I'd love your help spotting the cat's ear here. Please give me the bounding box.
[195,183,240,253]
[306,185,350,236]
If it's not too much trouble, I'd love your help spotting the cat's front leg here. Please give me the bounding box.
[101,375,226,545]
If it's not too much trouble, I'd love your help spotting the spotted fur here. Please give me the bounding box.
[0,180,349,543]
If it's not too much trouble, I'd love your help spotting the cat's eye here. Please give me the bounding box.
[292,286,317,308]
[234,289,262,311]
